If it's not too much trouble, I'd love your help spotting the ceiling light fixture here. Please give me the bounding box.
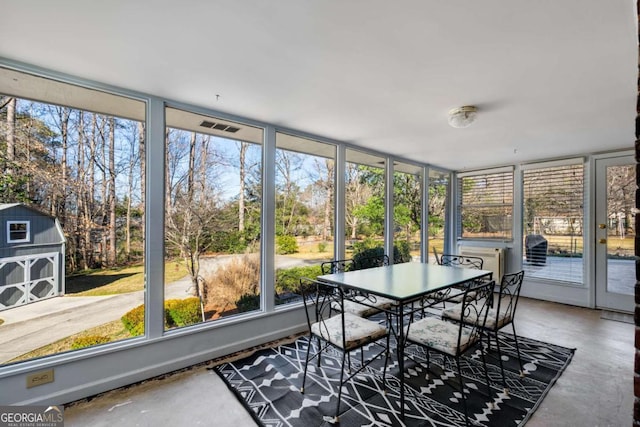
[448,106,478,128]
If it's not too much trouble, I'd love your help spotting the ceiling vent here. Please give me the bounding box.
[199,120,240,133]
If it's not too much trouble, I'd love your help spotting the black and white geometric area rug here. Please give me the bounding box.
[214,326,574,427]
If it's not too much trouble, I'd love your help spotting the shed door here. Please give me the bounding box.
[0,252,60,310]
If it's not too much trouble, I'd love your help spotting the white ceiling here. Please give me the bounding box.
[0,0,636,171]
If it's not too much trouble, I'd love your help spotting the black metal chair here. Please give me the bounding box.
[440,253,484,270]
[442,270,526,392]
[405,280,496,426]
[299,278,390,423]
[437,254,486,304]
[320,258,356,275]
[353,253,390,270]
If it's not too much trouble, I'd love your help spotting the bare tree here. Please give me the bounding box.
[237,141,247,233]
[6,97,15,174]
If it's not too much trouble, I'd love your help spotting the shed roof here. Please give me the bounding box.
[0,203,55,218]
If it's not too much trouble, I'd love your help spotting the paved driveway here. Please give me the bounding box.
[0,255,313,363]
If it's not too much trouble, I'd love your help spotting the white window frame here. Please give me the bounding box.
[7,220,30,243]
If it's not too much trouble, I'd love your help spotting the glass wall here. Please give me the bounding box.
[164,107,263,328]
[393,162,422,262]
[428,169,449,263]
[344,149,386,259]
[0,67,146,364]
[274,133,335,304]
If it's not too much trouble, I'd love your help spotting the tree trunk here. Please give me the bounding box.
[77,111,89,271]
[6,97,15,174]
[633,3,640,425]
[322,160,334,241]
[138,122,146,250]
[58,107,70,227]
[108,117,117,266]
[238,142,246,233]
[126,125,136,261]
[100,116,108,266]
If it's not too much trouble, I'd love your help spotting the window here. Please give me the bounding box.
[345,149,385,255]
[428,169,449,261]
[274,133,335,305]
[522,161,584,284]
[458,168,513,240]
[7,221,29,243]
[164,107,263,328]
[393,162,422,262]
[0,67,146,365]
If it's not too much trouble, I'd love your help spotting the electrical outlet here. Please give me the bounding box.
[26,369,54,388]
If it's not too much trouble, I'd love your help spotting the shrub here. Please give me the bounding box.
[235,293,260,313]
[352,243,411,267]
[71,335,111,350]
[275,265,323,295]
[317,241,327,252]
[121,304,145,336]
[276,235,298,254]
[165,297,202,327]
[201,254,260,311]
[393,241,411,263]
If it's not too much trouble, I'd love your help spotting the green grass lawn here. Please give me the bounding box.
[9,319,132,363]
[66,259,189,296]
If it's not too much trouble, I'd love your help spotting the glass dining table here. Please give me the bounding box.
[317,261,493,419]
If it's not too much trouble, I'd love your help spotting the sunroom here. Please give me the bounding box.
[0,1,636,426]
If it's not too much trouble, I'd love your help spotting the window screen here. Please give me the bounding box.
[523,163,584,284]
[458,170,513,239]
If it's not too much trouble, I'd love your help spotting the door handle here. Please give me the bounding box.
[599,238,607,244]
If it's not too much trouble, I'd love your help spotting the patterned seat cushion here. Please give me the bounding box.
[311,312,388,351]
[331,296,395,317]
[406,317,477,356]
[442,300,512,330]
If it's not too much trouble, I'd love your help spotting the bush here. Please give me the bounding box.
[209,230,248,253]
[317,241,327,252]
[393,241,411,263]
[276,235,298,254]
[121,304,145,336]
[201,254,260,311]
[165,297,202,327]
[71,335,111,350]
[236,293,260,313]
[352,243,411,267]
[275,265,323,294]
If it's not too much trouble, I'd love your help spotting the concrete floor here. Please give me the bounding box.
[64,297,634,426]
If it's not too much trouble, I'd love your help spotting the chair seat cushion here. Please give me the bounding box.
[311,312,388,351]
[331,296,395,317]
[406,317,477,356]
[442,300,512,330]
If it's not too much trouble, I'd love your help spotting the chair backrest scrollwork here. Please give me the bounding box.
[440,254,484,270]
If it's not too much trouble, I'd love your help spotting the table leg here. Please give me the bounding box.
[398,301,405,419]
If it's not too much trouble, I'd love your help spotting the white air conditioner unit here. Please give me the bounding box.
[458,245,505,283]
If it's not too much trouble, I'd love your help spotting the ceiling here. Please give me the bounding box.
[0,1,636,171]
